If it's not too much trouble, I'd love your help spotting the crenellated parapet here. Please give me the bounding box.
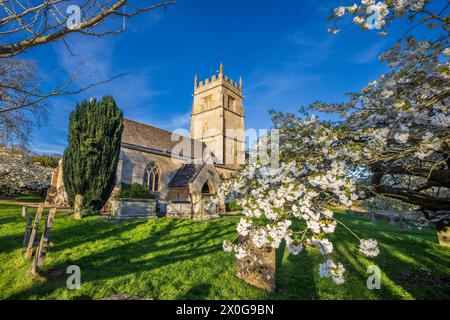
[194,63,243,95]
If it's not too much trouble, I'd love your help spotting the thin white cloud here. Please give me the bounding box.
[352,40,387,64]
[33,142,66,155]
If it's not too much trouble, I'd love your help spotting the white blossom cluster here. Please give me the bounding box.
[349,39,449,168]
[305,0,449,225]
[359,239,380,257]
[217,117,380,285]
[319,259,346,285]
[329,0,427,34]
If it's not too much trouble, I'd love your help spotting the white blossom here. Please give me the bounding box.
[334,6,346,17]
[237,217,252,236]
[223,240,234,253]
[234,246,247,260]
[319,260,346,285]
[359,239,380,257]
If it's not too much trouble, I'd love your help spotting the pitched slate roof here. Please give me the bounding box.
[168,163,201,188]
[122,119,208,159]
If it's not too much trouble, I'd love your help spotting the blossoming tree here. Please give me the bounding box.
[217,0,449,287]
[321,0,449,221]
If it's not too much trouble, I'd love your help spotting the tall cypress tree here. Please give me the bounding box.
[63,96,123,211]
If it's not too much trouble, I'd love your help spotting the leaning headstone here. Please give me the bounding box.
[25,204,44,259]
[31,207,57,277]
[74,194,83,220]
[236,231,276,293]
[436,218,450,248]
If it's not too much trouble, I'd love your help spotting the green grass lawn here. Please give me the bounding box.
[1,193,45,203]
[0,202,449,300]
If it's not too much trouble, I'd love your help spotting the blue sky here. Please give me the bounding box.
[26,0,411,154]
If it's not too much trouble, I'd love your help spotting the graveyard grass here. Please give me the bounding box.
[0,201,449,300]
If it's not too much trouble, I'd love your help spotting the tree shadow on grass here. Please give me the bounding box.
[270,241,318,300]
[331,213,450,299]
[332,228,450,300]
[6,218,235,300]
[372,241,450,299]
[0,208,58,255]
[178,284,213,300]
[0,215,24,225]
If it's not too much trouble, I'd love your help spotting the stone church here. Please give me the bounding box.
[46,64,246,219]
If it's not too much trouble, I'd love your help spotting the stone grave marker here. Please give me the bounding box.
[436,218,450,248]
[236,231,276,293]
[74,194,83,220]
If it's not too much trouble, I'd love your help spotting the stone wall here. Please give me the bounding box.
[118,147,186,201]
[167,201,192,218]
[0,147,54,194]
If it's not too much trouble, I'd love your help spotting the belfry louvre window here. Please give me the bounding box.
[202,95,213,111]
[144,161,160,192]
[228,96,235,110]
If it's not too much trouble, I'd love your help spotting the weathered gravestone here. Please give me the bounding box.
[74,194,83,220]
[436,218,450,248]
[31,207,56,277]
[236,231,276,293]
[25,204,44,259]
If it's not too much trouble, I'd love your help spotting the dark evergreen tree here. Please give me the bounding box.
[63,96,123,211]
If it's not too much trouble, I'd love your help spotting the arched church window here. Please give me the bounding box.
[144,161,160,192]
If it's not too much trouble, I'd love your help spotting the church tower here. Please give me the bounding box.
[190,63,245,166]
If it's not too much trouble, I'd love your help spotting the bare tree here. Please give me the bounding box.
[0,0,176,146]
[0,59,49,145]
[0,1,176,58]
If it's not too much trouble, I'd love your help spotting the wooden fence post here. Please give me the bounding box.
[22,211,32,247]
[36,207,56,268]
[25,204,44,259]
[22,206,28,218]
[31,207,57,277]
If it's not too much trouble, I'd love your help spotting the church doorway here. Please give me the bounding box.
[200,180,217,217]
[201,181,212,195]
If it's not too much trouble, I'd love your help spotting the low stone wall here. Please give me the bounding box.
[111,198,157,219]
[167,201,192,218]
